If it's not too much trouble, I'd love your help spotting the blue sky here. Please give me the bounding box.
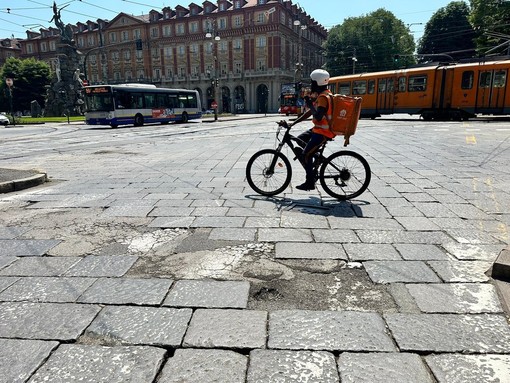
[2,0,456,41]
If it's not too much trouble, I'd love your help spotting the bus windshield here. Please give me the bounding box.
[85,87,114,112]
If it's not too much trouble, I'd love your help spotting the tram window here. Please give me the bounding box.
[378,79,386,93]
[352,80,367,95]
[339,82,351,95]
[398,77,407,92]
[387,79,395,92]
[461,71,474,89]
[494,71,507,88]
[328,84,336,93]
[408,75,427,92]
[368,80,375,94]
[479,71,492,88]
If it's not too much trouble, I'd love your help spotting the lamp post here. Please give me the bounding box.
[293,17,307,83]
[5,77,14,126]
[206,22,220,121]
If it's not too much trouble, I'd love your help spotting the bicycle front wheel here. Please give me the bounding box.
[319,150,371,200]
[246,149,292,196]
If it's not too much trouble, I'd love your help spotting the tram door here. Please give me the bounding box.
[376,77,395,115]
[476,69,508,113]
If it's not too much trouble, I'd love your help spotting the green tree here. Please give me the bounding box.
[418,1,476,61]
[324,9,415,76]
[469,0,510,55]
[0,57,51,114]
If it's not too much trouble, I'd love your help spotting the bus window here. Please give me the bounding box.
[339,82,351,95]
[178,94,188,108]
[378,79,386,93]
[186,94,198,108]
[368,80,375,94]
[352,80,367,95]
[461,71,474,89]
[479,71,492,88]
[131,93,144,108]
[408,75,427,92]
[398,77,406,92]
[144,93,156,108]
[155,93,167,107]
[494,70,507,88]
[387,79,394,92]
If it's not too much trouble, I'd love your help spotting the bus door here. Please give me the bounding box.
[376,77,395,114]
[476,69,508,113]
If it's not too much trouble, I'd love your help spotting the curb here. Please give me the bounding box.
[492,248,510,282]
[0,173,48,194]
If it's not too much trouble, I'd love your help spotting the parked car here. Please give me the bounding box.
[0,113,9,126]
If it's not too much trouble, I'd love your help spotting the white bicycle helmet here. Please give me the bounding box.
[310,69,330,86]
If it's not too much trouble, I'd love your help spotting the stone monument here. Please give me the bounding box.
[44,2,85,117]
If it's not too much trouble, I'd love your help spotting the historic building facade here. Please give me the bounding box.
[17,0,327,113]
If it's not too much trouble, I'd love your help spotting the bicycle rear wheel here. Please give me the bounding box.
[246,149,292,196]
[319,150,371,200]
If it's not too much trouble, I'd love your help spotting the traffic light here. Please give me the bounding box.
[215,79,219,87]
[394,54,400,63]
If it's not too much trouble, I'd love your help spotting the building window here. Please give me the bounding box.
[234,0,242,9]
[176,23,185,34]
[205,43,213,54]
[114,72,121,81]
[256,12,265,23]
[50,41,56,51]
[152,48,160,58]
[125,71,132,80]
[151,27,158,38]
[138,70,145,79]
[27,44,33,53]
[163,26,172,36]
[234,15,243,27]
[166,68,173,78]
[258,0,266,4]
[218,18,227,29]
[153,69,161,79]
[178,45,185,55]
[256,36,266,47]
[40,42,47,52]
[234,61,242,74]
[179,67,185,77]
[221,63,227,75]
[191,66,199,76]
[122,31,129,41]
[219,41,227,52]
[77,37,84,47]
[90,54,96,64]
[124,49,131,60]
[87,36,94,46]
[257,59,266,71]
[190,22,199,33]
[136,50,143,60]
[111,51,120,62]
[134,29,141,39]
[109,32,117,43]
[164,46,173,58]
[190,44,198,54]
[233,39,242,50]
[219,3,226,11]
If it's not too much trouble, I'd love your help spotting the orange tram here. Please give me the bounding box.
[328,57,510,120]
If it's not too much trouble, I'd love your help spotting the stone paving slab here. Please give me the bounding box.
[427,260,491,282]
[442,243,505,261]
[356,230,450,244]
[275,242,347,260]
[0,256,82,276]
[208,228,257,241]
[394,244,450,261]
[28,344,166,383]
[364,261,441,283]
[78,278,174,305]
[0,239,61,256]
[406,283,503,314]
[183,309,267,349]
[163,279,250,308]
[385,313,510,353]
[0,302,100,340]
[0,257,16,269]
[85,306,192,347]
[64,255,138,277]
[247,349,339,383]
[0,276,19,292]
[0,226,30,239]
[0,338,58,383]
[268,310,396,352]
[159,348,248,383]
[311,229,360,244]
[0,276,96,303]
[149,216,195,228]
[343,243,401,261]
[424,354,510,383]
[338,353,434,383]
[258,228,313,242]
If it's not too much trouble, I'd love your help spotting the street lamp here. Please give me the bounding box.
[293,17,307,83]
[5,77,14,126]
[206,21,221,121]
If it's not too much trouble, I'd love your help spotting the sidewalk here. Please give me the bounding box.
[0,168,47,193]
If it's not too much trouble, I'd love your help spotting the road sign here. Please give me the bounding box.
[211,101,218,109]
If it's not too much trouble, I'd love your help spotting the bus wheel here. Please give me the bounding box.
[110,124,118,129]
[134,114,144,126]
[181,112,189,123]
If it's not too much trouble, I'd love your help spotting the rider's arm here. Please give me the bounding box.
[289,108,312,127]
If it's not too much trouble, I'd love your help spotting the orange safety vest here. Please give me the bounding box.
[311,90,335,139]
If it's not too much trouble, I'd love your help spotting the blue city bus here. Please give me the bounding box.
[84,84,201,128]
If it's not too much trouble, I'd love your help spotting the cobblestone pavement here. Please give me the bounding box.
[0,117,509,382]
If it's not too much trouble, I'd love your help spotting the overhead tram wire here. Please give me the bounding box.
[77,0,118,14]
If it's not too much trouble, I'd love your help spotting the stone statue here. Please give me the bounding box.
[50,1,73,43]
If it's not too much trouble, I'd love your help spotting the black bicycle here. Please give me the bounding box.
[246,121,371,200]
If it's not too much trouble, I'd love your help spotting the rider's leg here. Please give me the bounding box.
[296,133,328,190]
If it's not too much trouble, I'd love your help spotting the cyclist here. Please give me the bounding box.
[288,69,334,191]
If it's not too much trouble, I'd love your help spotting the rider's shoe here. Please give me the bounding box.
[296,182,315,191]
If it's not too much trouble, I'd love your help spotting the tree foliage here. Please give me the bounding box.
[324,9,415,76]
[0,57,51,113]
[469,0,510,55]
[418,1,476,60]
